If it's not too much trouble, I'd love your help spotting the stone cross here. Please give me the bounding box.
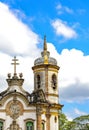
[11,56,19,74]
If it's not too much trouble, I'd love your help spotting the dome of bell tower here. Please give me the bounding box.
[34,36,57,66]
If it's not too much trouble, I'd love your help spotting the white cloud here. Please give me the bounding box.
[51,19,77,39]
[59,49,87,85]
[74,108,87,116]
[56,4,63,14]
[59,49,89,101]
[64,6,73,14]
[56,3,86,18]
[56,3,73,15]
[0,2,40,56]
[65,108,88,120]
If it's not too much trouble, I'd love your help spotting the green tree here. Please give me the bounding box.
[59,111,69,130]
[59,112,89,130]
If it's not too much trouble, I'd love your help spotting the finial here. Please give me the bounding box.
[44,35,47,51]
[11,56,19,77]
[41,35,50,64]
[19,73,23,79]
[7,73,11,79]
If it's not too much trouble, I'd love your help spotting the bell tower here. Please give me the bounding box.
[32,36,59,103]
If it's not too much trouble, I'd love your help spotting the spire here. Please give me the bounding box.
[43,35,47,51]
[43,35,49,64]
[40,36,50,64]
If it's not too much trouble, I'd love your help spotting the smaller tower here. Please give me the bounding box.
[32,36,59,104]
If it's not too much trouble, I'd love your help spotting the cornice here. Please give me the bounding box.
[32,64,59,71]
[0,92,29,106]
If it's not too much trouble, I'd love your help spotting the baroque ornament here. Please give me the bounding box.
[6,96,23,120]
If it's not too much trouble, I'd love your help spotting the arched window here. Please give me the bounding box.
[52,74,57,90]
[42,122,45,130]
[0,121,3,130]
[26,121,34,130]
[37,75,41,89]
[41,120,45,130]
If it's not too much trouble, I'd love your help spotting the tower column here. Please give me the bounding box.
[46,107,51,130]
[45,66,48,97]
[36,105,42,130]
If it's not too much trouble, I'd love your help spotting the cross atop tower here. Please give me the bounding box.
[11,56,19,75]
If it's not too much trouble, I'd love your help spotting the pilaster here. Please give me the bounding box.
[36,105,42,130]
[46,107,51,130]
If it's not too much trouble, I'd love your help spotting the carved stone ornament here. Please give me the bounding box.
[6,97,23,120]
[7,121,22,130]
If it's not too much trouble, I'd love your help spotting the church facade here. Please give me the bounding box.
[0,37,63,130]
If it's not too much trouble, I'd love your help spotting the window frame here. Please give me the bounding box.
[36,74,41,89]
[0,119,4,130]
[25,119,34,130]
[51,74,57,90]
[41,120,45,130]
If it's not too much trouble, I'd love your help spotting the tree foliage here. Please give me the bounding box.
[59,111,89,130]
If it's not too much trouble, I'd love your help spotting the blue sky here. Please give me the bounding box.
[0,0,89,120]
